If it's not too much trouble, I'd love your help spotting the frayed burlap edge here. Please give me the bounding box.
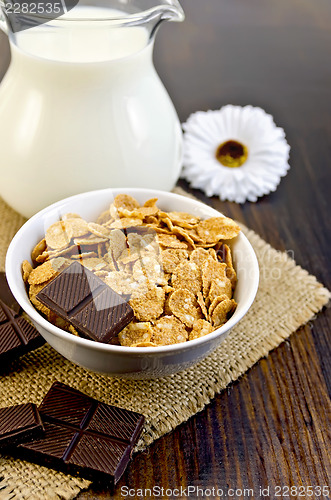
[0,193,330,500]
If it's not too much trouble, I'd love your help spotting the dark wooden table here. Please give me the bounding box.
[1,0,330,498]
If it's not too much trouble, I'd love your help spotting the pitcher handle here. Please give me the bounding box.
[0,7,8,34]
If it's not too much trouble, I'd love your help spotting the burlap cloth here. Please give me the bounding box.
[0,189,330,500]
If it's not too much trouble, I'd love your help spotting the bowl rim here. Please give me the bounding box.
[6,187,259,355]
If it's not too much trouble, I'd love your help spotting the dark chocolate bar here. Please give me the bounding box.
[0,298,45,364]
[0,403,44,448]
[36,261,134,343]
[0,272,21,314]
[17,382,145,485]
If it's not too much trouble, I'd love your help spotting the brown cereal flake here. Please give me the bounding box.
[159,216,174,232]
[190,248,212,268]
[208,277,232,303]
[129,286,165,321]
[118,206,159,220]
[171,261,202,295]
[188,319,214,340]
[208,293,229,318]
[132,255,164,286]
[114,194,140,211]
[22,260,32,283]
[160,248,189,274]
[35,251,49,264]
[196,216,240,243]
[143,197,158,208]
[151,316,188,346]
[167,211,200,228]
[29,282,50,316]
[31,238,47,263]
[64,218,89,238]
[49,257,70,272]
[73,236,107,246]
[201,259,227,298]
[156,233,188,249]
[108,229,127,261]
[46,244,80,260]
[87,222,110,238]
[144,216,159,225]
[68,324,80,336]
[222,244,237,288]
[172,226,195,248]
[168,288,202,328]
[118,322,152,347]
[197,291,209,320]
[45,221,73,250]
[211,297,236,328]
[28,261,59,285]
[104,271,137,296]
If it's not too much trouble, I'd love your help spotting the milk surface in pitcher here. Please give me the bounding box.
[0,5,183,217]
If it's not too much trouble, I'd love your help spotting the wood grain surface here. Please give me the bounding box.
[0,0,330,498]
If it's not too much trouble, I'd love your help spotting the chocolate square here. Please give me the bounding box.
[36,262,134,343]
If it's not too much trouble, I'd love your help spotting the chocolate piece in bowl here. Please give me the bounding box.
[0,403,44,448]
[17,382,145,485]
[36,261,134,343]
[0,298,45,364]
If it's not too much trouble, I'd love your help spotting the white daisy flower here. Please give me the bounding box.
[181,105,290,203]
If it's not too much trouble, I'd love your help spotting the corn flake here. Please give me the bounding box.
[168,288,202,328]
[28,261,59,285]
[129,286,165,321]
[87,222,110,238]
[152,316,188,346]
[31,238,47,263]
[208,277,232,302]
[160,249,189,274]
[156,233,188,249]
[197,216,241,243]
[45,221,73,250]
[171,261,202,295]
[118,322,152,347]
[22,260,32,283]
[189,319,214,340]
[114,194,140,211]
[167,211,200,228]
[211,297,236,328]
[201,259,227,298]
[65,218,89,238]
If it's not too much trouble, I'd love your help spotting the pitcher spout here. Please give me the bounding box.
[127,0,184,33]
[156,0,185,23]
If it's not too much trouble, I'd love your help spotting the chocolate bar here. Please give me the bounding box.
[0,272,21,314]
[17,382,145,485]
[0,403,44,448]
[36,261,134,343]
[0,298,45,364]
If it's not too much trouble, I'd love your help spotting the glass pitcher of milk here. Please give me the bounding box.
[0,0,184,217]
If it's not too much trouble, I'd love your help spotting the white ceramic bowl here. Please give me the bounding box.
[6,188,259,379]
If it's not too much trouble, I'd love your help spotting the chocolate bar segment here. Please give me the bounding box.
[36,261,134,343]
[17,382,145,484]
[0,272,21,314]
[0,403,44,448]
[0,298,45,364]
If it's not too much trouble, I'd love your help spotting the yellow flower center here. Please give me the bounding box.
[215,140,248,168]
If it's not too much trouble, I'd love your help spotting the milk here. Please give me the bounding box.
[0,7,182,216]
